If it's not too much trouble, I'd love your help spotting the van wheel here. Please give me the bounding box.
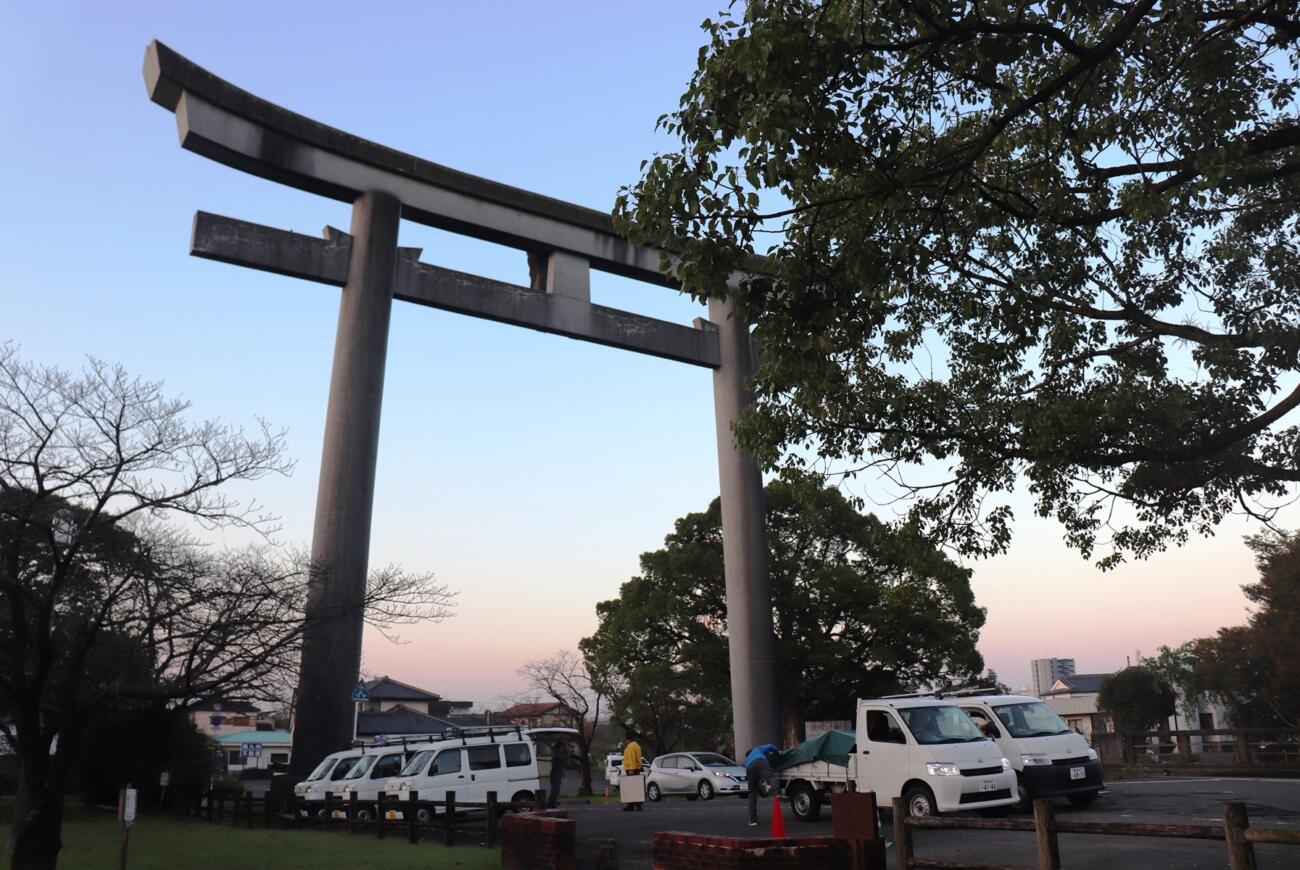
[646,782,662,802]
[355,806,374,822]
[902,784,938,819]
[788,782,821,822]
[1012,776,1031,812]
[697,780,714,801]
[1068,791,1099,807]
[416,807,433,824]
[509,790,533,809]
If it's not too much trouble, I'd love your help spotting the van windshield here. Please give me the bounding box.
[400,750,433,777]
[343,755,376,779]
[305,758,337,782]
[899,705,987,745]
[992,702,1072,738]
[329,757,359,780]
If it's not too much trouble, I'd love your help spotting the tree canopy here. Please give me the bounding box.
[1097,666,1176,732]
[580,478,985,754]
[616,1,1300,566]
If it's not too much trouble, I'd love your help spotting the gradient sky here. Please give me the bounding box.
[3,1,1288,708]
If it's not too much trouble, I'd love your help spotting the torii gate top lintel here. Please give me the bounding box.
[144,39,676,287]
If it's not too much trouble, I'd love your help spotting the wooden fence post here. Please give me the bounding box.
[445,791,456,847]
[1033,799,1061,870]
[205,791,213,824]
[408,791,419,845]
[323,792,333,832]
[216,794,224,824]
[348,792,358,835]
[263,793,273,829]
[891,797,913,870]
[534,788,545,812]
[486,791,497,848]
[376,791,386,839]
[1224,801,1258,870]
[245,792,254,829]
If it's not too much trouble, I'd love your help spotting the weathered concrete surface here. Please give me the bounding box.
[190,211,721,368]
[291,191,401,776]
[708,296,780,756]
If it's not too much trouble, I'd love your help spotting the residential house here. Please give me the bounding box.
[1041,673,1111,742]
[214,729,292,774]
[497,701,572,729]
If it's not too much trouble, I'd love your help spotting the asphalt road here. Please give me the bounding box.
[566,777,1300,869]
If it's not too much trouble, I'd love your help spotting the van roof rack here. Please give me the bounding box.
[353,724,526,750]
[880,686,1000,701]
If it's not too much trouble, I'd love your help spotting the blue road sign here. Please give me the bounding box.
[351,680,370,702]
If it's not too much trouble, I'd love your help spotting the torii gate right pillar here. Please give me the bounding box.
[708,296,780,756]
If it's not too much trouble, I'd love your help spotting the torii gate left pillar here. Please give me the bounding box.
[296,192,400,767]
[142,40,781,771]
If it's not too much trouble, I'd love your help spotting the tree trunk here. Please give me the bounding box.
[578,750,593,796]
[9,769,65,870]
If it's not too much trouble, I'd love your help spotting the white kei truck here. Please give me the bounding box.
[952,694,1104,808]
[777,697,1018,821]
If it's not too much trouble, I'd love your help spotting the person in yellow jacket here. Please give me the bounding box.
[621,731,644,812]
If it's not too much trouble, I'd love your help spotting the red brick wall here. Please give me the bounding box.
[653,832,853,869]
[502,810,576,870]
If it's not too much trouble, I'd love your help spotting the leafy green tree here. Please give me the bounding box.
[581,478,985,753]
[1193,532,1300,726]
[616,1,1300,566]
[1144,643,1206,726]
[1098,667,1176,733]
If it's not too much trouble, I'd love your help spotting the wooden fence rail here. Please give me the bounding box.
[180,786,553,850]
[892,796,1299,870]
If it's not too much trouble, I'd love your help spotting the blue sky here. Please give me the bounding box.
[2,1,1283,704]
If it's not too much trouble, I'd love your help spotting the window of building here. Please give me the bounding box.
[504,744,531,768]
[1199,712,1214,731]
[227,749,241,765]
[468,745,502,771]
[270,753,289,764]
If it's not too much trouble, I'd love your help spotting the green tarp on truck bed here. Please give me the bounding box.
[773,729,856,770]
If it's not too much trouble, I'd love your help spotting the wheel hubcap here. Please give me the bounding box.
[795,793,810,813]
[911,795,931,817]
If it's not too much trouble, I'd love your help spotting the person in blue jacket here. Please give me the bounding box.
[744,743,781,826]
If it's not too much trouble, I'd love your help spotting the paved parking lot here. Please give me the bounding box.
[567,777,1300,869]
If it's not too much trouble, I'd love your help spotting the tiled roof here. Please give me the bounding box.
[1046,673,1108,694]
[364,676,442,702]
[356,704,457,736]
[212,729,293,745]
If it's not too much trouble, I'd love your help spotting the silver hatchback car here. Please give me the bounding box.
[646,752,748,801]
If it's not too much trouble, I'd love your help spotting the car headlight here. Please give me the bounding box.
[1001,757,1012,771]
[1021,754,1052,766]
[1085,747,1098,761]
[713,771,731,778]
[926,762,961,776]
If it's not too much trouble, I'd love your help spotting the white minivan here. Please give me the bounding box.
[384,727,578,821]
[779,697,1018,820]
[338,745,423,820]
[294,749,364,805]
[955,694,1104,808]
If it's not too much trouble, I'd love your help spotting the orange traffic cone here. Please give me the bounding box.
[770,796,787,839]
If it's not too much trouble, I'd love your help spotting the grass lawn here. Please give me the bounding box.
[5,809,501,869]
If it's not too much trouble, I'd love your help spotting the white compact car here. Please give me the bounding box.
[646,752,748,801]
[955,694,1104,808]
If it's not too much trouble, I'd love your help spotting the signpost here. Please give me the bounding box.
[117,785,137,870]
[351,679,369,742]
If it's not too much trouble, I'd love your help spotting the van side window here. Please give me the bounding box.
[432,750,462,776]
[504,744,531,768]
[866,710,906,744]
[467,745,502,770]
[372,754,403,779]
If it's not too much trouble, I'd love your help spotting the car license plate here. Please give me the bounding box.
[330,810,346,819]
[385,810,401,820]
[1070,766,1085,780]
[979,779,997,792]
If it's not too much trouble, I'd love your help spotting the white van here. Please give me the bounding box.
[954,694,1104,808]
[779,697,1017,820]
[383,727,578,822]
[338,745,424,820]
[293,749,365,804]
[604,752,624,785]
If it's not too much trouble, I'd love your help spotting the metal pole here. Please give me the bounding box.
[708,296,780,756]
[291,191,401,776]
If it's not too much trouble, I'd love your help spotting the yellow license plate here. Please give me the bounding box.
[385,810,400,820]
[331,810,346,819]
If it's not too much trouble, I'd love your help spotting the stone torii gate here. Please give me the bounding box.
[142,40,779,773]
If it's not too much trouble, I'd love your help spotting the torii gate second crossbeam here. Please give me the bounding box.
[143,40,779,772]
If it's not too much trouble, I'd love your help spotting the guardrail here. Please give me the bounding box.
[182,787,557,849]
[891,796,1300,870]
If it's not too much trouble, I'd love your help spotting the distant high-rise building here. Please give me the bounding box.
[1031,658,1077,697]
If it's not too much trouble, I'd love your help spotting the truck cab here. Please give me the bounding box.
[954,694,1103,808]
